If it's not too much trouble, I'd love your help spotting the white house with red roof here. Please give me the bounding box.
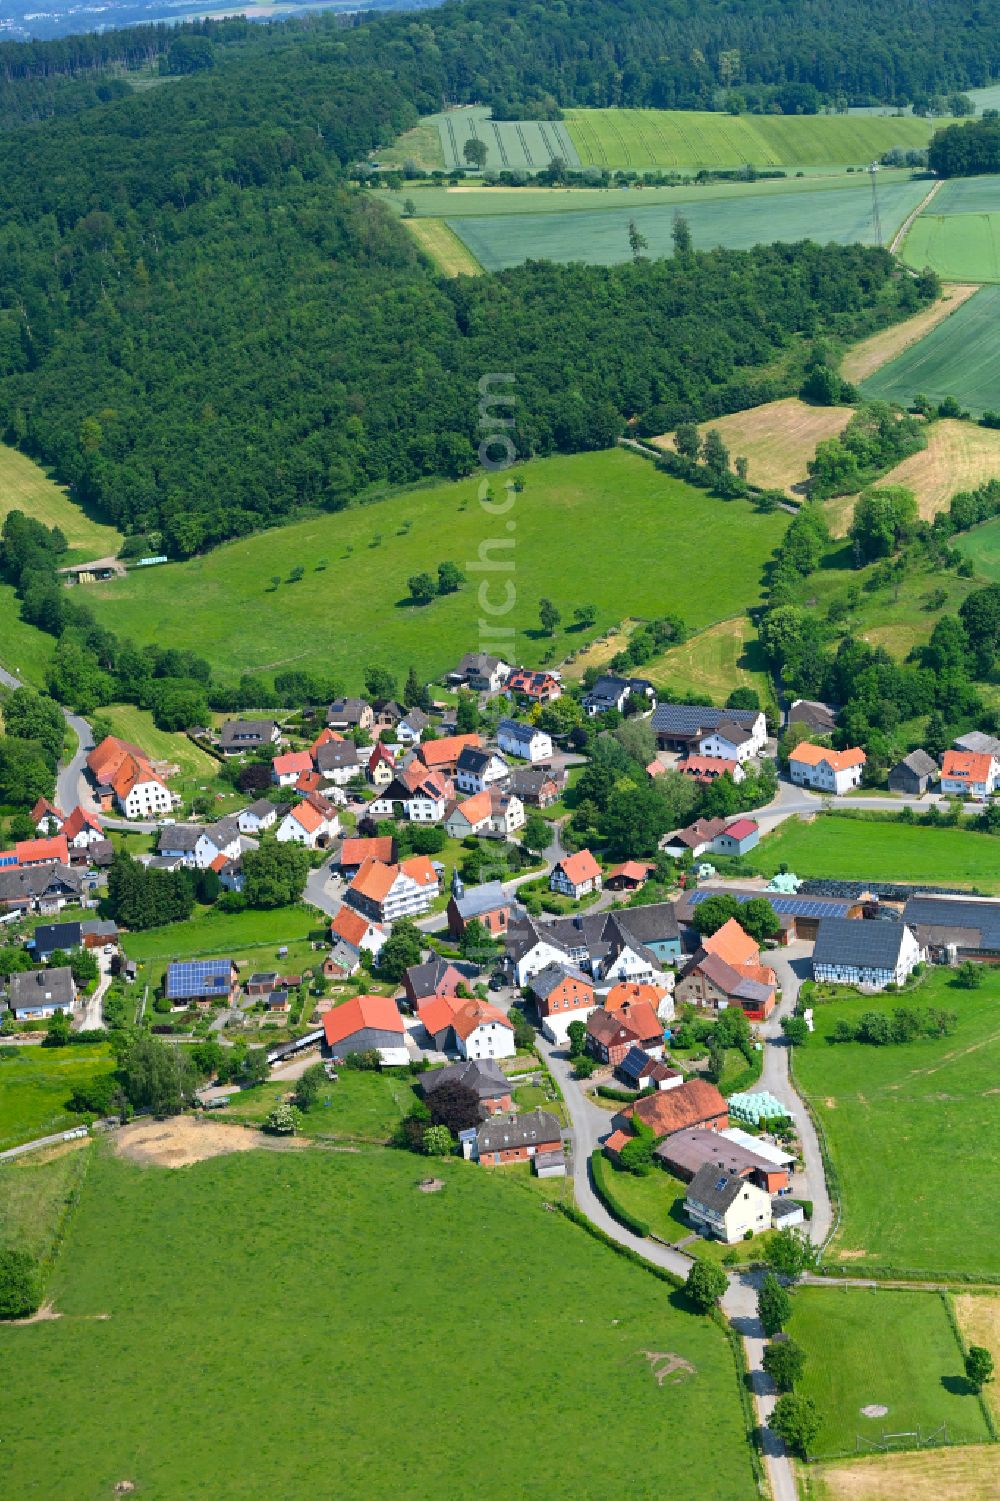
[444,791,493,839]
[329,905,387,966]
[272,749,314,787]
[788,741,866,794]
[62,806,105,849]
[418,994,515,1060]
[275,794,340,848]
[87,735,172,820]
[550,849,602,900]
[367,741,396,790]
[344,855,440,923]
[30,798,64,835]
[940,749,999,798]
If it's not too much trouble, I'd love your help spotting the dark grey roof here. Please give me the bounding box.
[32,921,83,954]
[422,1058,510,1101]
[477,1109,562,1153]
[456,746,498,774]
[497,718,538,742]
[584,675,629,704]
[614,903,681,946]
[453,881,510,920]
[686,1161,756,1215]
[651,704,759,736]
[399,708,429,732]
[617,1045,654,1084]
[81,919,118,939]
[406,956,479,997]
[158,824,200,853]
[219,718,275,747]
[316,741,360,771]
[528,961,591,1000]
[954,731,1000,757]
[327,698,370,723]
[788,699,838,733]
[895,750,938,778]
[243,798,277,819]
[9,966,75,1008]
[510,765,561,794]
[455,652,505,676]
[902,895,1000,951]
[0,865,82,903]
[710,719,754,745]
[812,917,912,969]
[656,1126,775,1179]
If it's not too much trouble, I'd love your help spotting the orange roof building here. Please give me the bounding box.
[702,918,760,969]
[322,994,406,1062]
[345,855,439,923]
[14,834,69,868]
[604,981,669,1016]
[418,994,514,1060]
[339,835,395,871]
[550,849,602,897]
[415,733,481,771]
[622,1078,729,1138]
[85,734,171,819]
[941,750,999,794]
[788,740,866,794]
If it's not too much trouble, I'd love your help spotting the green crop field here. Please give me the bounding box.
[901,209,1000,283]
[929,175,1000,215]
[957,514,1000,582]
[861,286,1000,416]
[448,176,929,269]
[0,1044,113,1152]
[565,108,938,170]
[787,1287,990,1456]
[794,976,1000,1277]
[433,107,581,171]
[0,1147,758,1499]
[748,813,1000,893]
[0,441,122,560]
[84,450,788,690]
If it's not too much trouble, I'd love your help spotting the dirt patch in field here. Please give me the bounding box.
[653,397,851,496]
[114,1118,268,1168]
[954,1294,1000,1420]
[418,1177,445,1193]
[836,1248,868,1261]
[640,1350,695,1386]
[840,284,981,384]
[860,1403,889,1418]
[880,419,1000,521]
[825,1097,838,1109]
[809,1445,1000,1501]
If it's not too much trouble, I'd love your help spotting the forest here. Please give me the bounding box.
[928,116,1000,176]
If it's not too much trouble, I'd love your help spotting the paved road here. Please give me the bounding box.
[75,947,114,1032]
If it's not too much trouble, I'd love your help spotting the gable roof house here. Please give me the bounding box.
[418,995,515,1060]
[676,754,745,786]
[11,834,70,869]
[615,1078,729,1139]
[415,734,482,775]
[506,668,562,704]
[586,1002,663,1065]
[338,835,396,876]
[237,798,278,835]
[488,788,524,838]
[446,879,512,940]
[529,964,596,1043]
[674,918,777,1021]
[30,798,64,834]
[812,917,923,991]
[367,741,396,789]
[447,653,511,694]
[86,735,173,820]
[901,893,1000,963]
[550,849,602,900]
[218,719,279,756]
[505,903,680,989]
[315,739,362,787]
[421,1058,514,1116]
[157,817,243,871]
[615,1047,683,1093]
[496,718,553,763]
[344,855,440,923]
[605,861,654,892]
[455,745,510,796]
[604,979,674,1021]
[402,956,480,1010]
[660,817,730,860]
[684,1162,772,1243]
[582,675,656,718]
[395,708,430,745]
[322,993,408,1067]
[165,958,240,1008]
[444,790,494,840]
[276,794,340,848]
[328,905,388,973]
[695,720,760,764]
[272,749,314,787]
[471,1108,562,1166]
[0,863,82,914]
[7,966,77,1020]
[326,698,373,732]
[788,699,838,735]
[940,749,999,798]
[788,741,866,794]
[371,763,451,824]
[712,818,760,857]
[651,704,766,756]
[887,749,938,796]
[62,806,105,849]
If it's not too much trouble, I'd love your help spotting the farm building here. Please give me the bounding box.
[812,917,923,990]
[617,1078,728,1138]
[471,1109,562,1167]
[887,750,938,796]
[676,886,864,944]
[901,894,1000,963]
[655,1126,790,1194]
[322,993,408,1067]
[651,704,766,756]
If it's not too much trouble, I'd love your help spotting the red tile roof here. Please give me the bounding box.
[723,818,758,841]
[789,742,865,771]
[703,918,759,968]
[62,806,102,841]
[331,906,372,949]
[555,849,601,886]
[941,750,994,783]
[14,834,69,866]
[416,733,481,769]
[273,750,313,778]
[340,836,394,868]
[629,1079,728,1136]
[323,993,403,1047]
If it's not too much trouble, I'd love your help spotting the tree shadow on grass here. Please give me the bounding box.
[941,1373,978,1397]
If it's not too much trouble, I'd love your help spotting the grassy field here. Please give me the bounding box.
[84,450,788,689]
[432,108,581,171]
[564,109,939,170]
[928,175,1000,216]
[0,1140,91,1260]
[901,210,1000,283]
[794,976,1000,1277]
[879,419,1000,520]
[808,1446,1000,1501]
[954,1295,1000,1422]
[0,1044,113,1152]
[750,814,1000,893]
[0,1147,759,1499]
[861,286,1000,417]
[373,115,446,170]
[643,616,772,705]
[123,904,324,995]
[840,284,981,384]
[957,514,1000,582]
[216,1069,419,1141]
[100,703,219,779]
[0,582,54,685]
[401,215,482,275]
[448,176,929,270]
[786,1287,990,1456]
[654,397,851,496]
[0,441,122,559]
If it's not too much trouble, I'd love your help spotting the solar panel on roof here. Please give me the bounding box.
[686,890,852,919]
[165,959,233,998]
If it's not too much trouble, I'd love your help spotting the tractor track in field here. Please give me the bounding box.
[889,178,942,255]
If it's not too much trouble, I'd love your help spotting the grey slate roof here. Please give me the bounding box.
[405,956,479,998]
[651,704,758,736]
[243,798,277,820]
[477,1108,562,1154]
[656,1126,777,1179]
[686,1161,756,1215]
[954,731,1000,758]
[422,1058,510,1102]
[497,718,537,744]
[0,864,82,904]
[710,719,754,745]
[219,718,276,749]
[812,917,912,970]
[456,745,499,775]
[788,699,838,734]
[453,881,510,920]
[528,961,591,1001]
[158,824,200,853]
[895,749,938,778]
[32,921,83,955]
[902,895,1000,952]
[316,741,360,772]
[9,966,75,1009]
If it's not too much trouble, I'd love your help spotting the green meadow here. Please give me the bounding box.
[84,449,788,689]
[749,814,1000,893]
[0,1044,113,1152]
[862,286,1000,415]
[448,176,927,270]
[787,1287,990,1456]
[0,1147,759,1500]
[957,514,1000,582]
[565,108,939,171]
[901,210,1000,283]
[793,977,1000,1277]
